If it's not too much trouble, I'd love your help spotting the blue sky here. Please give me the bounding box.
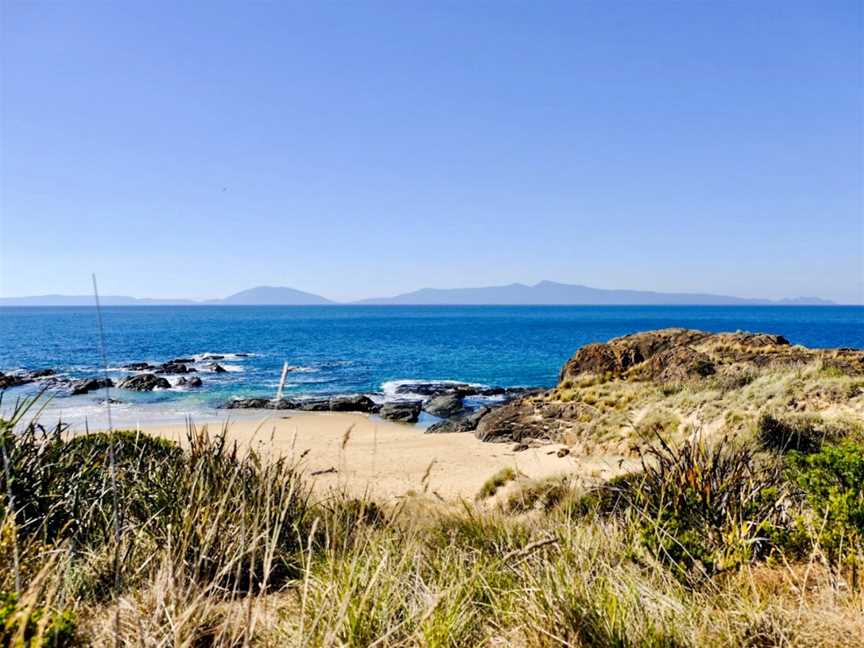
[1,1,861,303]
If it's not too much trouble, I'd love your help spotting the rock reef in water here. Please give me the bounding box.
[118,374,171,391]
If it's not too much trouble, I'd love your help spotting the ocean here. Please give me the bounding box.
[1,305,862,427]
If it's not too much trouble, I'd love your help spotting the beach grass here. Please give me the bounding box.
[1,394,863,647]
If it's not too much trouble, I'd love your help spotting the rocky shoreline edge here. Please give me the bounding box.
[3,328,862,443]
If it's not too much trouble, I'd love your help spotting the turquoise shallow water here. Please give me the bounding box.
[1,305,862,427]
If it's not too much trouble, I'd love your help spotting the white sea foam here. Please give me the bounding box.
[380,379,487,401]
[285,365,319,373]
[192,352,255,362]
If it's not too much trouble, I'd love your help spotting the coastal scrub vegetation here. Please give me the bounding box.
[1,393,863,646]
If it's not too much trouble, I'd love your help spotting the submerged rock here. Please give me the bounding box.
[172,357,195,364]
[70,377,114,395]
[155,362,190,375]
[187,376,203,388]
[118,373,171,391]
[124,362,155,371]
[209,363,227,373]
[380,400,422,423]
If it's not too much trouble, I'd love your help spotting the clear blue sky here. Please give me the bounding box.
[1,1,862,303]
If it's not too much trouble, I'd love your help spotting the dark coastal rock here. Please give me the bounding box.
[225,398,270,409]
[186,376,203,388]
[423,393,465,418]
[295,397,331,411]
[558,328,709,382]
[0,372,33,389]
[201,354,224,360]
[556,328,808,384]
[172,357,195,364]
[473,400,550,443]
[118,373,171,391]
[646,346,715,382]
[329,394,378,413]
[70,378,114,395]
[124,362,155,371]
[155,362,190,375]
[426,407,490,434]
[380,400,422,423]
[225,394,380,413]
[394,382,478,398]
[209,363,227,373]
[176,377,187,386]
[29,369,56,379]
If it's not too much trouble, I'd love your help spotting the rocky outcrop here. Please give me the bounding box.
[70,378,114,395]
[474,399,553,443]
[554,328,856,385]
[423,393,464,418]
[292,397,331,411]
[0,369,62,390]
[225,398,270,409]
[0,372,33,389]
[118,374,171,391]
[646,346,715,382]
[477,328,864,445]
[426,407,490,434]
[209,363,227,373]
[187,376,203,388]
[124,362,155,371]
[223,394,379,413]
[393,382,520,398]
[380,401,422,423]
[155,362,192,375]
[329,394,378,413]
[558,329,709,382]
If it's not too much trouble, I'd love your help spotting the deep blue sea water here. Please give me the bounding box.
[1,305,862,427]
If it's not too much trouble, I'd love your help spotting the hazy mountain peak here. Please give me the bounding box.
[212,286,333,305]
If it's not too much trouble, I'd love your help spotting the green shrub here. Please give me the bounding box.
[621,437,788,579]
[0,415,312,596]
[786,441,864,565]
[476,467,517,500]
[0,591,77,647]
[0,425,184,548]
[635,408,680,442]
[757,413,862,454]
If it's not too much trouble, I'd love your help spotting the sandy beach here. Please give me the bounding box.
[133,411,628,500]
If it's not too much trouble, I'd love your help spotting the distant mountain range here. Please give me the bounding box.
[0,282,835,306]
[0,286,332,306]
[357,281,835,306]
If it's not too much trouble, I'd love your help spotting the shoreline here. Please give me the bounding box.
[112,410,632,500]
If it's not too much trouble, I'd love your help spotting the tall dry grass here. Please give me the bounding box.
[1,392,863,647]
